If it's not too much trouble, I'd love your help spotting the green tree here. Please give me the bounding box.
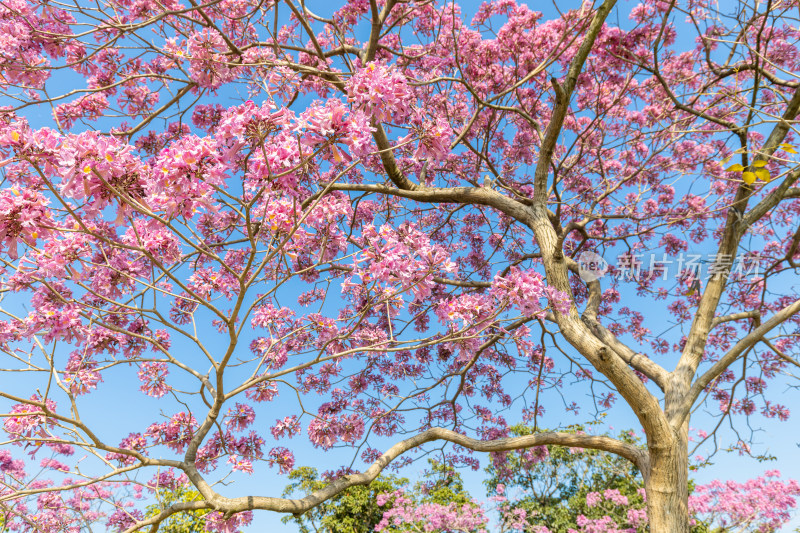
[414,460,476,507]
[144,486,208,533]
[281,467,408,533]
[282,461,485,533]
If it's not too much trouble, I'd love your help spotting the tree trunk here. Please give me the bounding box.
[645,424,690,533]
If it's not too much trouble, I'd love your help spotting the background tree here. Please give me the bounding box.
[483,425,647,532]
[282,460,485,533]
[0,0,799,532]
[144,485,210,533]
[281,467,408,533]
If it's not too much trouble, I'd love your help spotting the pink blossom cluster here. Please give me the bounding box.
[145,469,189,492]
[516,472,800,533]
[688,471,800,532]
[137,362,171,398]
[3,395,58,441]
[375,490,489,532]
[203,510,253,533]
[347,62,413,123]
[490,267,548,317]
[185,29,235,89]
[144,412,198,453]
[0,0,80,90]
[194,430,265,475]
[0,187,51,259]
[351,223,457,307]
[267,447,295,474]
[307,412,365,450]
[1,448,140,533]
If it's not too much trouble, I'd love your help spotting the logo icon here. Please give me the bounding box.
[577,251,608,282]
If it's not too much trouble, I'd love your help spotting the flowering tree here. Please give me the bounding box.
[1,0,799,532]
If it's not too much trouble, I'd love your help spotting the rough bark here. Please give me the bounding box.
[645,421,690,533]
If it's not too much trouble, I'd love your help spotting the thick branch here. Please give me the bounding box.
[582,317,669,390]
[123,501,210,533]
[676,298,800,427]
[533,0,618,204]
[174,427,645,523]
[564,257,669,388]
[711,311,760,327]
[743,168,800,227]
[329,183,532,221]
[327,182,666,418]
[372,124,420,190]
[674,85,800,396]
[363,0,397,62]
[514,0,671,445]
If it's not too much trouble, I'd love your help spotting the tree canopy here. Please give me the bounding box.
[0,0,799,531]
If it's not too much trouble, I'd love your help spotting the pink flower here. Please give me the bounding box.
[245,379,279,402]
[267,447,295,474]
[3,395,57,440]
[227,454,254,474]
[307,413,365,450]
[375,490,489,532]
[271,416,301,439]
[39,458,69,472]
[491,267,547,317]
[137,362,171,398]
[0,450,26,478]
[145,412,197,452]
[0,187,52,259]
[204,511,253,533]
[225,403,256,432]
[411,116,452,162]
[347,62,413,123]
[586,491,602,508]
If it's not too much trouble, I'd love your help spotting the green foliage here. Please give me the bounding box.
[281,467,408,533]
[484,425,641,531]
[414,460,475,507]
[282,460,483,533]
[144,486,208,533]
